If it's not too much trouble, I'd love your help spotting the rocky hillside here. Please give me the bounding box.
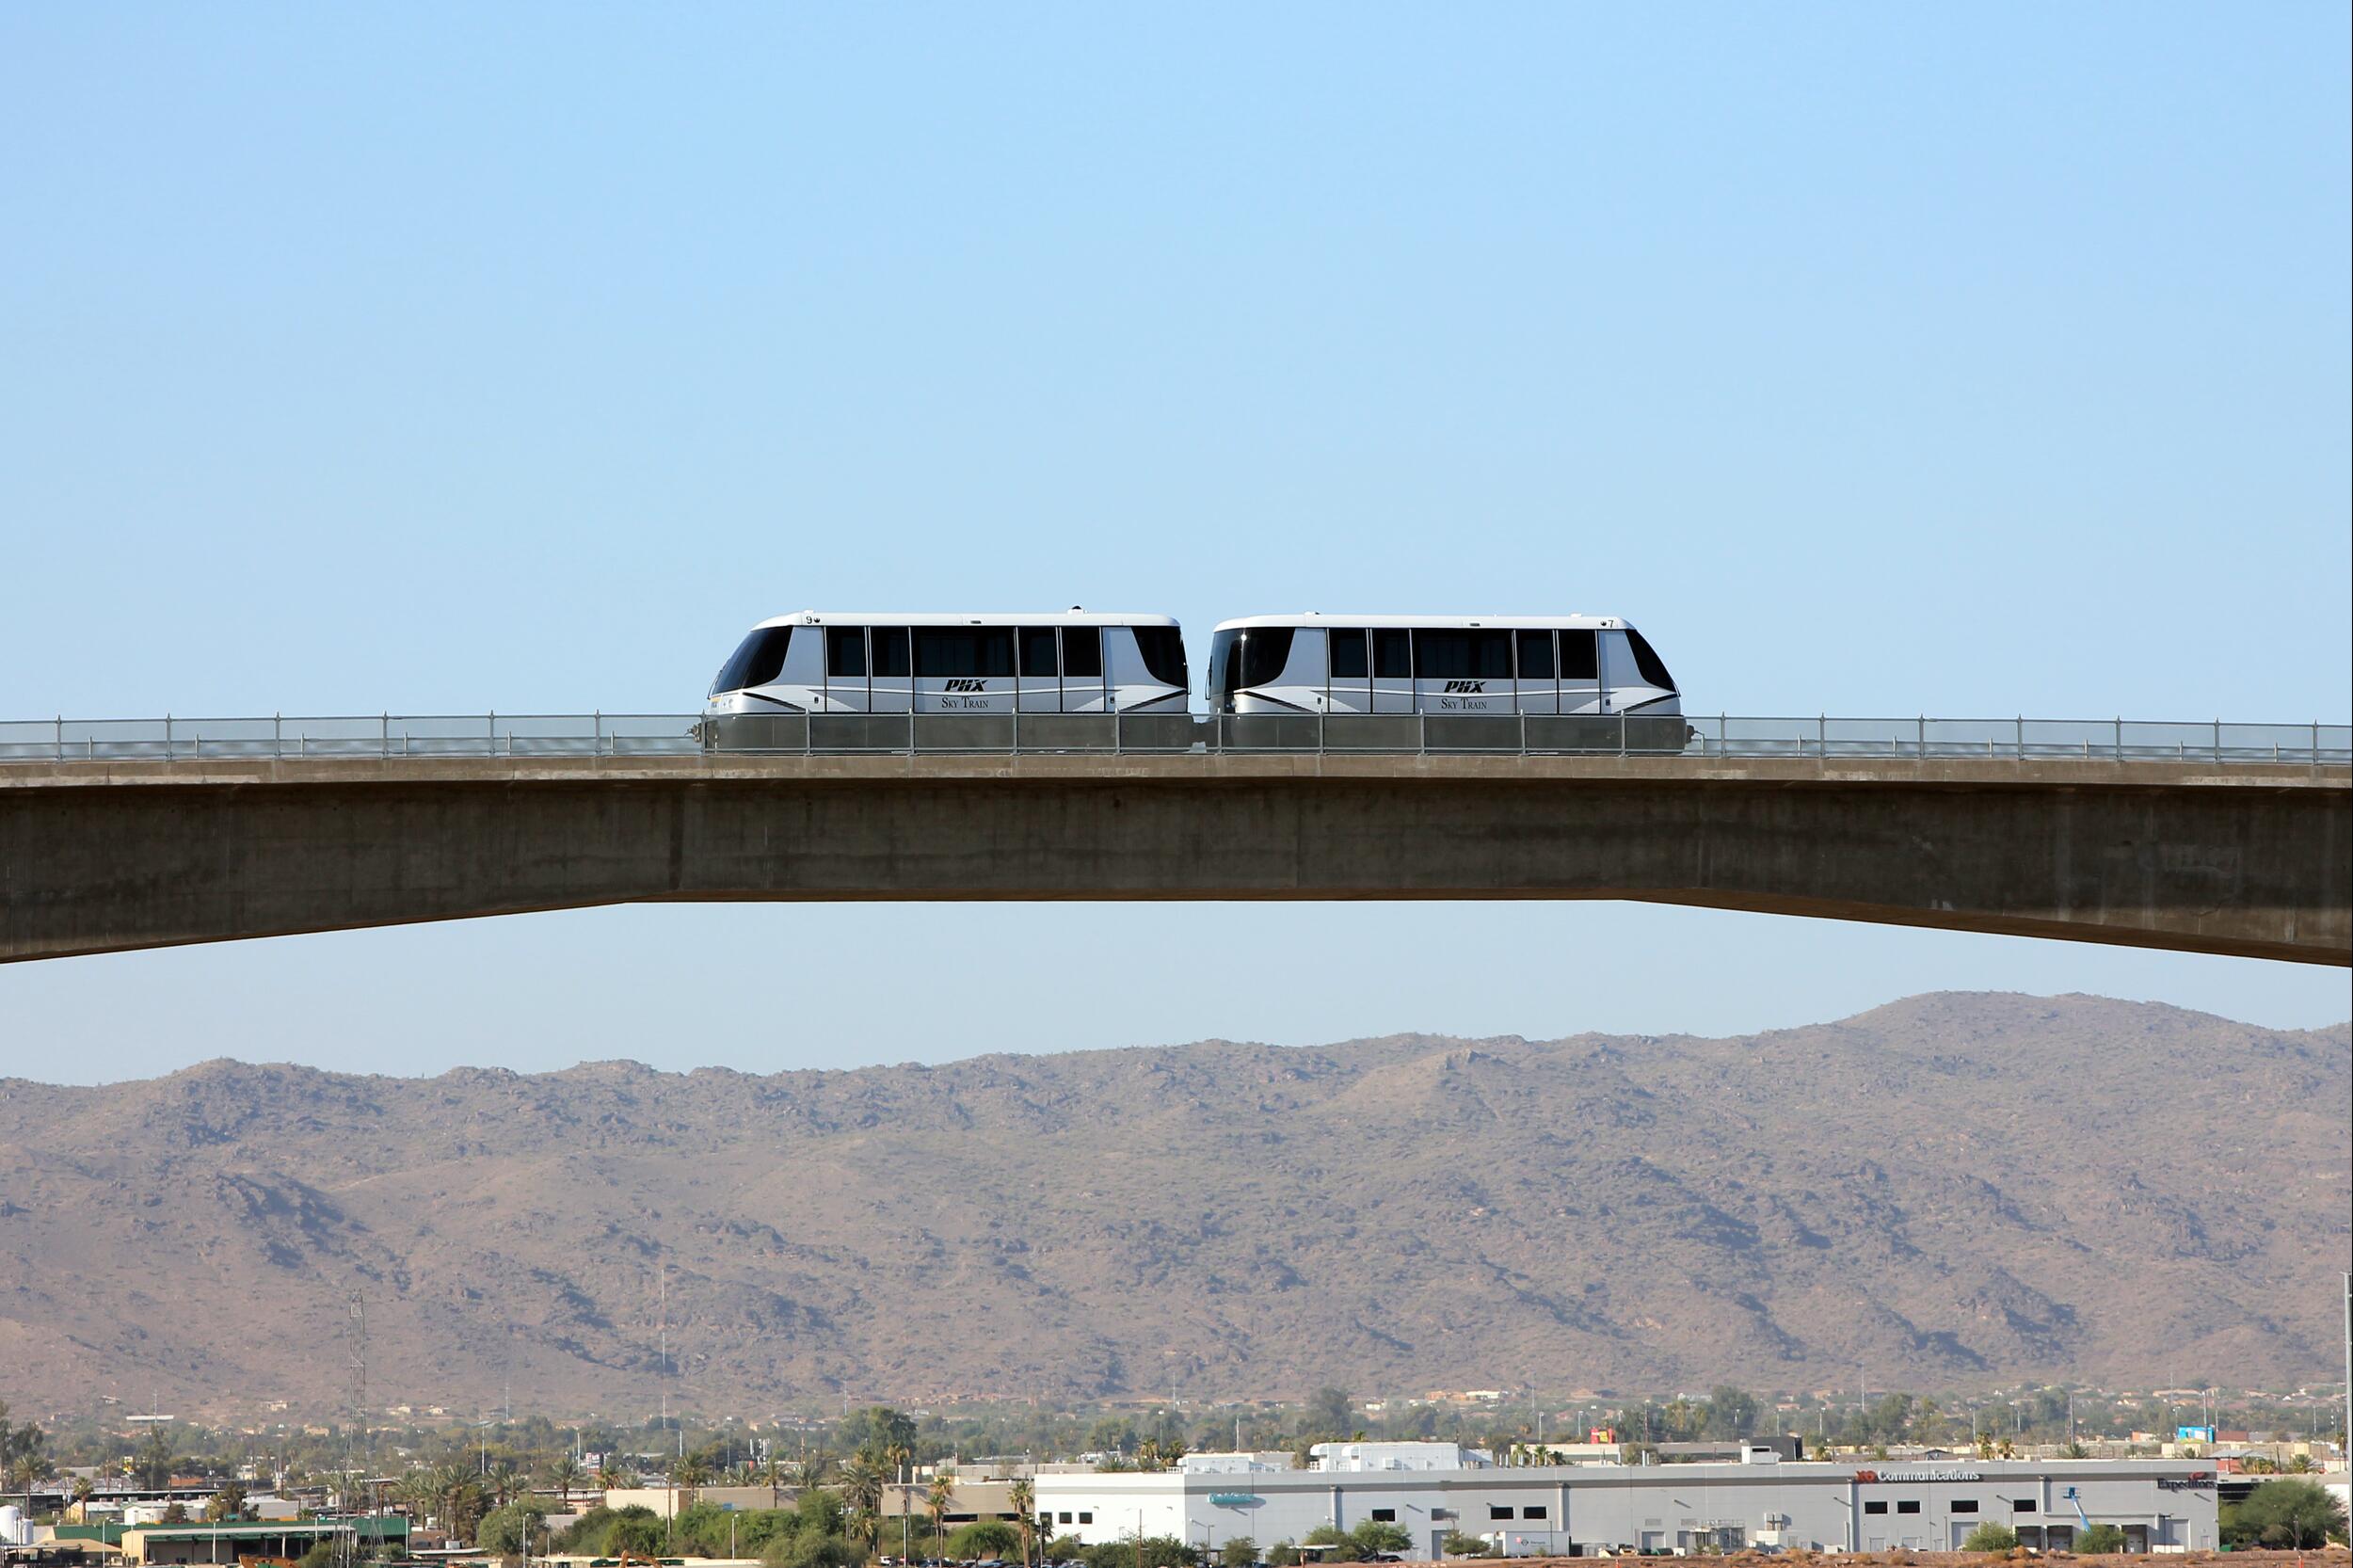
[0,993,2344,1419]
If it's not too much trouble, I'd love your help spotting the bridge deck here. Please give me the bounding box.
[4,753,2345,966]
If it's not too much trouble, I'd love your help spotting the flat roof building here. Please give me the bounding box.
[1033,1456,2220,1559]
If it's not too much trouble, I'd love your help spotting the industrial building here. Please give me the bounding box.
[1032,1445,2220,1558]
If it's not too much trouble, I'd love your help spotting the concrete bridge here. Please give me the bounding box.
[3,753,2345,965]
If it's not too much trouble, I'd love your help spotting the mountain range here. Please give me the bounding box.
[0,992,2345,1421]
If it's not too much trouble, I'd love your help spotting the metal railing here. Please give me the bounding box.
[1,712,2346,764]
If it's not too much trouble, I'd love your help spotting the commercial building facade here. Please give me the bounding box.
[1034,1456,2220,1558]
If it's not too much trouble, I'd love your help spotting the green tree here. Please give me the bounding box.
[2220,1479,2348,1549]
[837,1409,920,1465]
[2075,1524,2126,1554]
[1439,1533,1493,1559]
[1265,1544,1301,1568]
[1077,1538,1193,1568]
[948,1521,1020,1559]
[135,1429,174,1490]
[1220,1537,1258,1568]
[1044,1535,1084,1563]
[766,1532,864,1568]
[478,1500,553,1558]
[161,1502,189,1525]
[1349,1522,1412,1558]
[1302,1390,1354,1439]
[204,1482,248,1524]
[1959,1523,2016,1553]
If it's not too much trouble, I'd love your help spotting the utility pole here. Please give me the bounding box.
[2342,1271,2352,1464]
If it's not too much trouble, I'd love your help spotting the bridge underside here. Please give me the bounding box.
[2,756,2346,965]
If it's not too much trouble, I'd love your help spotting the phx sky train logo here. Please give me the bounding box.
[944,680,988,692]
[1442,680,1488,694]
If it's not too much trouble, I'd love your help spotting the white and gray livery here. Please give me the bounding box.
[1207,613,1680,716]
[706,610,1190,719]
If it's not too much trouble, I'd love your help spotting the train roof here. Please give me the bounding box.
[752,610,1181,629]
[1211,613,1631,632]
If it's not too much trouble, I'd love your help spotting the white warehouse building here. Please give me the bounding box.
[1032,1447,2221,1559]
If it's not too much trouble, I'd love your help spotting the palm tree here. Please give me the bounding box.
[842,1455,886,1563]
[542,1454,584,1509]
[670,1452,712,1521]
[204,1481,248,1524]
[394,1468,438,1524]
[1007,1478,1036,1568]
[925,1470,955,1566]
[70,1476,94,1520]
[488,1457,525,1510]
[595,1462,626,1493]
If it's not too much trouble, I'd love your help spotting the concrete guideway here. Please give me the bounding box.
[2,753,2345,966]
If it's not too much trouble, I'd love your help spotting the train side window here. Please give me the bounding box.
[916,629,1011,677]
[1328,628,1369,680]
[1414,629,1472,679]
[1472,629,1512,678]
[825,626,867,678]
[1561,628,1599,680]
[1373,629,1411,680]
[979,627,1016,677]
[1019,626,1060,677]
[871,627,911,678]
[1064,626,1103,679]
[1516,630,1556,680]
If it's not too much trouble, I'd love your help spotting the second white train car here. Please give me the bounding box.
[707,611,1190,717]
[1207,614,1680,715]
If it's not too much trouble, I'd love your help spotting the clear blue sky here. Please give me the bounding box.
[2,4,2346,1082]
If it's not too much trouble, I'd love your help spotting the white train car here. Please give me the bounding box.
[706,611,1189,719]
[1206,613,1680,716]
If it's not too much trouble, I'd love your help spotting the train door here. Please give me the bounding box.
[1560,628,1602,714]
[1016,625,1062,712]
[1371,628,1415,712]
[1514,630,1559,714]
[868,626,912,712]
[1415,628,1513,714]
[1060,625,1108,712]
[1324,627,1371,713]
[824,624,870,712]
[914,626,1015,712]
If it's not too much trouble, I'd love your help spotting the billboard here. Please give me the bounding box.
[2176,1425,2216,1442]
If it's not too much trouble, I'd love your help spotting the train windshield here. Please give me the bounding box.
[1625,628,1676,690]
[1133,627,1188,687]
[712,626,792,694]
[1210,626,1292,699]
